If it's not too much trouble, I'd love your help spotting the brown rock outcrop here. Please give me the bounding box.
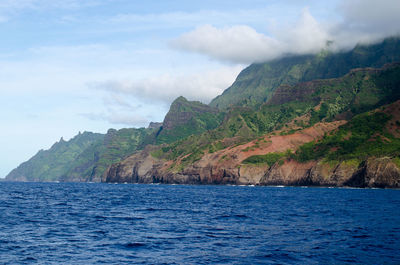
[104,120,400,188]
[104,151,400,188]
[260,160,317,186]
[345,157,400,188]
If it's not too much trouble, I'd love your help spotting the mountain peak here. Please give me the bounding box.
[172,96,188,103]
[153,97,221,144]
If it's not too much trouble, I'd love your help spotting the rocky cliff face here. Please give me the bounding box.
[104,152,400,188]
[104,115,400,188]
[260,157,400,188]
[7,38,400,185]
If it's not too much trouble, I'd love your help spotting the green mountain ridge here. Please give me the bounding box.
[103,98,400,187]
[5,37,400,184]
[6,132,104,182]
[64,127,153,182]
[149,63,400,170]
[5,97,222,182]
[210,37,400,110]
[150,96,223,145]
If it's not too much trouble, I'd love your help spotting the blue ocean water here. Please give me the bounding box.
[0,183,399,264]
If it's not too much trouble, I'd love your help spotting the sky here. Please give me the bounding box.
[0,0,399,178]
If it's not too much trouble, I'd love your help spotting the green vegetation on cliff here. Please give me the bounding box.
[65,127,152,181]
[146,96,224,145]
[6,127,154,182]
[6,132,104,182]
[243,151,288,166]
[154,62,400,168]
[242,100,400,168]
[6,37,400,182]
[242,63,400,134]
[295,111,399,163]
[210,37,400,110]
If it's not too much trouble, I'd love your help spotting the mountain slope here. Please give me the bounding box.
[105,101,400,188]
[64,127,152,182]
[104,63,400,187]
[5,127,154,182]
[5,132,104,182]
[143,96,223,145]
[6,37,400,185]
[149,63,400,168]
[210,37,400,110]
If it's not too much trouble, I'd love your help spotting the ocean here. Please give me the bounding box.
[0,182,399,264]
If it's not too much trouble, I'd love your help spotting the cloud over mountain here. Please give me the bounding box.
[171,1,400,64]
[89,66,243,125]
[171,9,329,64]
[94,66,243,105]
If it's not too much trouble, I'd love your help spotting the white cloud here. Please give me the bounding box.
[171,9,332,64]
[0,39,242,128]
[171,24,280,64]
[94,66,244,105]
[85,66,243,126]
[333,0,400,46]
[171,2,400,64]
[279,8,330,54]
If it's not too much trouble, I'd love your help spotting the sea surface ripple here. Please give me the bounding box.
[0,182,399,264]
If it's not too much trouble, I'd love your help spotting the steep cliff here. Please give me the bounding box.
[105,108,400,188]
[6,132,104,182]
[210,37,400,109]
[154,96,222,144]
[6,128,154,182]
[7,37,400,186]
[104,85,400,188]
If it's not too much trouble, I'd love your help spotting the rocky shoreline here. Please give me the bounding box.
[104,150,400,189]
[103,117,400,189]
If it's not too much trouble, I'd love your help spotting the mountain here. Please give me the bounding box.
[5,97,222,182]
[6,132,103,182]
[144,62,400,170]
[6,37,400,186]
[210,37,400,110]
[137,96,223,149]
[63,127,152,182]
[105,62,400,188]
[5,127,154,182]
[152,96,223,144]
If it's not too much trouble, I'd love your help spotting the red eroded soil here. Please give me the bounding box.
[382,100,400,137]
[213,120,347,167]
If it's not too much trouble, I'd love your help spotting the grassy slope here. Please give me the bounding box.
[244,103,400,167]
[242,63,400,134]
[294,109,400,163]
[5,97,223,182]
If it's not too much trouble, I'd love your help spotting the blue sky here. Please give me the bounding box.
[1,0,399,178]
